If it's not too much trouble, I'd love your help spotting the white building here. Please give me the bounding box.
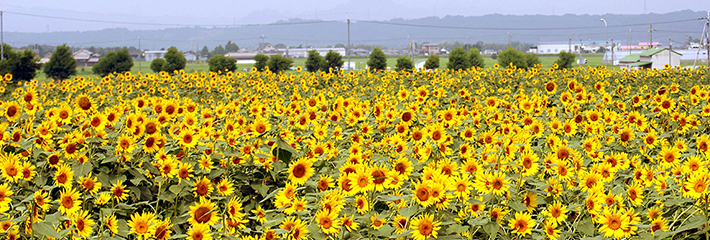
[619,48,682,70]
[144,50,168,62]
[277,48,346,58]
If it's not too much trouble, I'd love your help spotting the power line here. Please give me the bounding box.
[353,18,703,31]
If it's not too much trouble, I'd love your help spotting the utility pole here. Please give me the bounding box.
[138,37,142,73]
[1,11,3,60]
[507,32,510,48]
[649,24,653,48]
[611,39,614,68]
[260,35,265,54]
[669,38,672,67]
[347,19,351,70]
[629,28,632,55]
[579,39,583,65]
[568,38,571,52]
[693,11,709,68]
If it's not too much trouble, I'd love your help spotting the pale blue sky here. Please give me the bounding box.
[1,0,708,32]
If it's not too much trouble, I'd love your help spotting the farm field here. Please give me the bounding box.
[1,64,710,240]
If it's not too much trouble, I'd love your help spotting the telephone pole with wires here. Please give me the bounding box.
[693,11,710,68]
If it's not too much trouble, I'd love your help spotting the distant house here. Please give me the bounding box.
[40,53,52,64]
[483,49,497,55]
[73,50,100,67]
[619,47,682,70]
[420,43,439,55]
[277,48,346,58]
[144,50,168,62]
[257,43,281,56]
[637,42,660,50]
[349,49,369,56]
[184,52,198,61]
[128,50,142,61]
[440,48,449,55]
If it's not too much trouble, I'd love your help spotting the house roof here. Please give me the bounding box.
[627,61,652,66]
[640,47,683,56]
[619,54,641,62]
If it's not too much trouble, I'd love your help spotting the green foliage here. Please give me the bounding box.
[225,41,240,52]
[554,51,577,69]
[267,55,294,73]
[212,45,226,56]
[497,47,527,69]
[208,54,237,73]
[524,53,541,69]
[447,46,470,71]
[200,46,210,57]
[323,50,344,72]
[305,50,325,72]
[367,48,387,71]
[161,47,186,73]
[254,54,269,72]
[43,44,77,80]
[150,58,166,73]
[491,53,497,60]
[92,49,134,77]
[468,48,485,69]
[0,44,43,82]
[395,56,414,72]
[424,54,440,70]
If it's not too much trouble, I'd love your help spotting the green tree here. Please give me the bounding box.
[0,44,43,82]
[150,58,166,73]
[201,46,210,57]
[468,48,485,69]
[43,44,77,80]
[305,50,325,72]
[92,49,134,77]
[524,53,541,69]
[208,54,237,73]
[323,50,344,72]
[395,56,414,72]
[424,54,440,70]
[225,41,239,52]
[497,47,527,69]
[367,48,387,71]
[161,47,186,73]
[254,54,269,72]
[554,51,576,69]
[491,53,497,60]
[447,46,470,71]
[267,55,294,73]
[212,45,226,56]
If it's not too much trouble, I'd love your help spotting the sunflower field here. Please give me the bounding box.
[0,64,709,240]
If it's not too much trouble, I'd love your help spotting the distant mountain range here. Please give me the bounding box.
[4,10,707,51]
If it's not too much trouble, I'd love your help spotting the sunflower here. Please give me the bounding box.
[46,153,63,169]
[544,219,561,240]
[316,210,341,235]
[178,128,198,149]
[287,157,314,186]
[193,176,213,198]
[2,101,21,122]
[348,165,373,193]
[412,180,434,207]
[544,201,568,224]
[128,211,156,239]
[54,164,74,188]
[116,135,136,153]
[153,218,173,240]
[88,112,107,131]
[211,178,233,196]
[0,183,13,210]
[657,146,679,169]
[0,152,21,182]
[105,214,119,236]
[252,117,271,134]
[598,208,629,239]
[57,187,82,215]
[74,94,96,113]
[410,213,441,240]
[508,212,535,236]
[251,205,267,224]
[71,210,95,239]
[683,172,709,199]
[177,161,194,183]
[78,173,102,195]
[341,214,359,232]
[189,197,220,226]
[650,216,669,234]
[33,189,51,212]
[111,180,130,203]
[354,194,369,214]
[519,149,539,177]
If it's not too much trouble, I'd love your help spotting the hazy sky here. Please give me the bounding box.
[1,0,708,32]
